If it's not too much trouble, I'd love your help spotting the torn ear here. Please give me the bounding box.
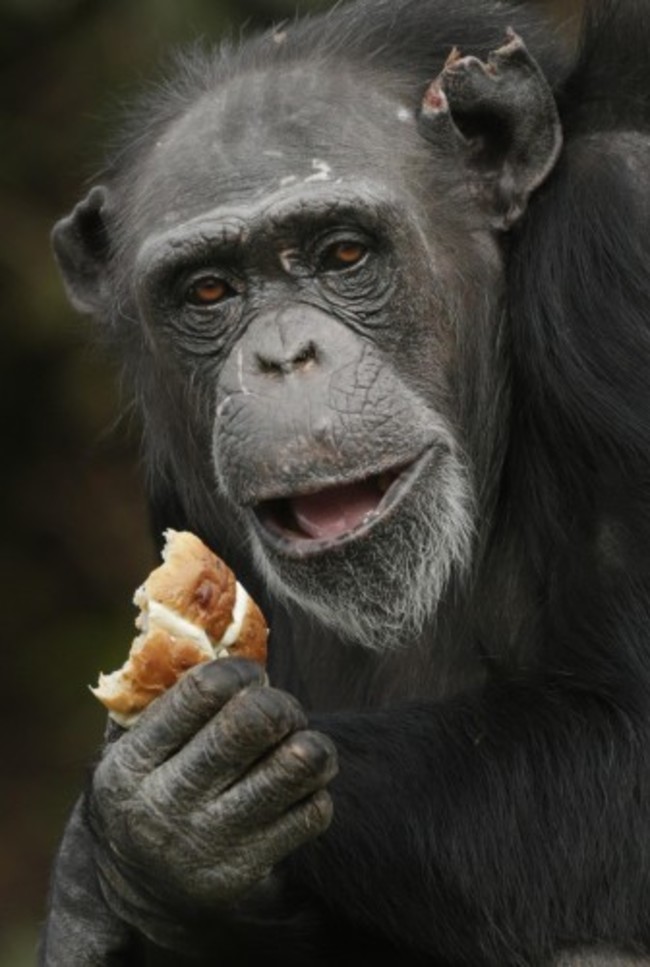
[51,185,113,314]
[418,30,563,230]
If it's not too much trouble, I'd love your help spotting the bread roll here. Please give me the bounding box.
[91,529,268,727]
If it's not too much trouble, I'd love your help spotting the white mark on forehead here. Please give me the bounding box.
[397,106,414,122]
[276,160,333,191]
[304,159,333,183]
[264,149,285,158]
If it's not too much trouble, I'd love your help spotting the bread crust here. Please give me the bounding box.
[140,531,237,642]
[92,530,268,725]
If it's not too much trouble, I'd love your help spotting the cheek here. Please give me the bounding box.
[401,234,504,403]
[382,273,455,408]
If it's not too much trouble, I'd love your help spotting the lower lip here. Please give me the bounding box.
[251,449,434,558]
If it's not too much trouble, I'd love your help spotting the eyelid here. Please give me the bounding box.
[316,233,372,272]
[185,274,235,306]
[178,266,243,306]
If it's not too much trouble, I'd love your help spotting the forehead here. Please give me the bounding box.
[131,63,427,233]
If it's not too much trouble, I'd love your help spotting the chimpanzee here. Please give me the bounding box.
[40,0,650,964]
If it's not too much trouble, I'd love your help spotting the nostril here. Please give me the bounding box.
[291,341,318,370]
[255,353,281,376]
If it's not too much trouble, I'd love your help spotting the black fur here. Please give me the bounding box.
[44,1,650,965]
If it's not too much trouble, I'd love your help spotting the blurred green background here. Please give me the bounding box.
[0,0,580,963]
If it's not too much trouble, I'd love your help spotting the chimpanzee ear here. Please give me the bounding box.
[51,185,113,314]
[418,30,562,230]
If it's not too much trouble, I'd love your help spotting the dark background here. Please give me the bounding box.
[0,0,580,962]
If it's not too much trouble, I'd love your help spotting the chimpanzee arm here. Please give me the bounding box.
[41,657,340,966]
[38,797,137,966]
[59,658,648,966]
[303,682,650,965]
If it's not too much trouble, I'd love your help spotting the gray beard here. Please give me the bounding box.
[249,447,475,652]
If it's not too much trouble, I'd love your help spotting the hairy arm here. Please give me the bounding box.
[304,683,650,964]
[40,647,650,966]
[38,797,136,967]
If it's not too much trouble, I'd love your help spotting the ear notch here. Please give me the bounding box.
[418,30,563,230]
[52,185,113,314]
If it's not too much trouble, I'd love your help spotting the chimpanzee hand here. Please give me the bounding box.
[86,659,338,952]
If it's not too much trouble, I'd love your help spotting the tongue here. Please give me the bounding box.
[291,480,381,540]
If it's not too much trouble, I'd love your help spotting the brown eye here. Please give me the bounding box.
[186,276,233,306]
[322,240,368,270]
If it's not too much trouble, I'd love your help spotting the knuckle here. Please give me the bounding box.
[142,765,183,810]
[178,657,262,710]
[108,726,162,783]
[249,686,307,730]
[121,800,168,858]
[123,728,157,767]
[283,730,338,780]
[92,755,126,811]
[199,656,265,693]
[226,686,307,740]
[176,661,224,705]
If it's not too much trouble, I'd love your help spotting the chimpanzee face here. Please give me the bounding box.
[55,39,560,648]
[108,65,499,647]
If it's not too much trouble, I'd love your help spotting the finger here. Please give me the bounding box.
[103,717,126,746]
[249,789,334,871]
[143,687,308,808]
[212,730,338,828]
[103,659,265,789]
[167,791,334,902]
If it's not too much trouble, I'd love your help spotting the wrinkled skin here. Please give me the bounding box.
[40,2,650,965]
[92,662,336,947]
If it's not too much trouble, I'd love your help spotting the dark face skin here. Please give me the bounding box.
[120,65,502,645]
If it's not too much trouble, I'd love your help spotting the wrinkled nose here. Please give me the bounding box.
[219,305,354,402]
[249,306,327,377]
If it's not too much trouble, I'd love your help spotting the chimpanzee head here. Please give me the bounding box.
[52,30,561,649]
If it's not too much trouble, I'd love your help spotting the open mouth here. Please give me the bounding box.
[252,451,432,555]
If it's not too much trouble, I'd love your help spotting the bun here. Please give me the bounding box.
[91,530,268,727]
